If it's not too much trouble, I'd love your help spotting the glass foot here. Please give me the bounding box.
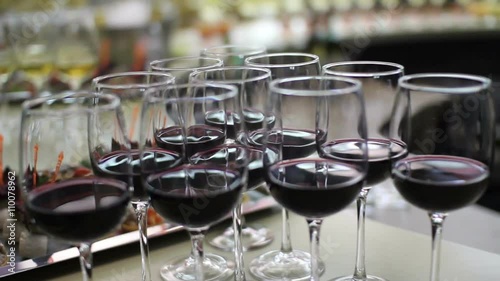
[210,224,274,252]
[160,253,234,281]
[331,274,389,281]
[249,249,325,281]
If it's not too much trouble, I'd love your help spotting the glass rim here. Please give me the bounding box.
[322,61,404,78]
[144,83,239,104]
[201,44,267,57]
[190,66,271,84]
[270,76,362,97]
[0,91,32,103]
[398,73,491,94]
[22,91,121,116]
[244,52,320,68]
[149,56,223,71]
[92,71,175,90]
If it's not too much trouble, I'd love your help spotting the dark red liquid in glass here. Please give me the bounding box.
[267,159,364,219]
[392,155,489,212]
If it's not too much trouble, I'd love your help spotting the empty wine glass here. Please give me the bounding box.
[201,44,266,66]
[389,73,494,281]
[323,61,405,281]
[190,66,273,281]
[53,8,100,91]
[264,76,368,281]
[92,71,175,281]
[20,91,130,281]
[4,11,55,96]
[244,52,323,281]
[141,83,245,281]
[149,56,223,83]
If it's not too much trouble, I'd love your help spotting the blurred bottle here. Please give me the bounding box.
[147,0,177,63]
[91,0,176,72]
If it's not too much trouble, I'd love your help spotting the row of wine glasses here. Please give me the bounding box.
[256,68,493,281]
[148,47,324,281]
[18,44,494,281]
[19,81,247,281]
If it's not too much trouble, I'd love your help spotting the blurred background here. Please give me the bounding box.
[1,0,499,93]
[0,0,499,212]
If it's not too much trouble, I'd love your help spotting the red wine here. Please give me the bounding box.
[147,165,244,228]
[204,111,241,139]
[92,149,182,200]
[155,125,225,156]
[250,129,319,159]
[26,178,129,242]
[190,145,277,190]
[320,139,407,187]
[204,110,275,139]
[392,155,489,212]
[267,158,364,218]
[243,109,275,131]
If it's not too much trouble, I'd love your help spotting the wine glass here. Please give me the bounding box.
[244,52,323,281]
[4,11,54,96]
[149,56,223,83]
[190,66,273,280]
[323,61,405,281]
[92,71,175,281]
[264,76,368,281]
[20,91,130,281]
[200,44,266,66]
[149,55,241,279]
[53,8,100,91]
[141,83,245,281]
[389,73,494,281]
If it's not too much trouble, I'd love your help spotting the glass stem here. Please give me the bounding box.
[307,219,323,281]
[188,229,208,281]
[240,202,247,229]
[78,242,93,281]
[353,188,370,279]
[132,201,152,281]
[281,208,293,253]
[429,212,447,281]
[69,78,83,92]
[233,200,246,281]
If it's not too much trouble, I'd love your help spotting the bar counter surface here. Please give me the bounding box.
[6,203,500,280]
